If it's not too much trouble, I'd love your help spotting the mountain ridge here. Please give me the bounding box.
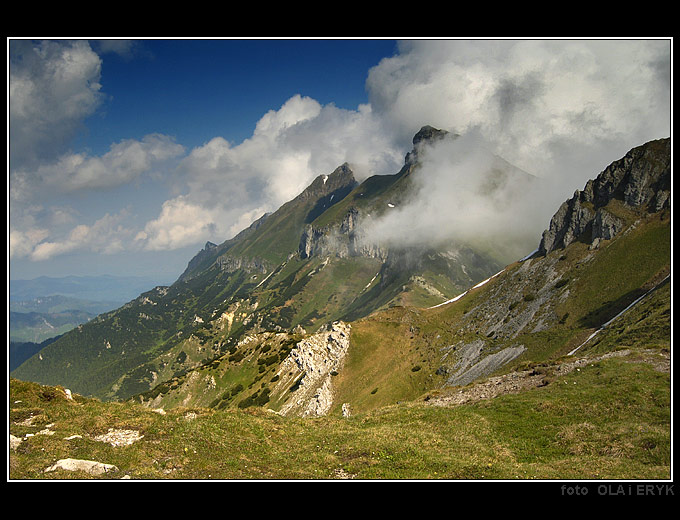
[9,132,671,480]
[11,131,670,422]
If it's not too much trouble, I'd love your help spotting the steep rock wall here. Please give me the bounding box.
[539,138,670,255]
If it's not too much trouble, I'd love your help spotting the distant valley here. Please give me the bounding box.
[9,275,173,365]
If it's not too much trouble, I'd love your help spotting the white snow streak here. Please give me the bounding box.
[428,268,505,309]
[567,274,670,356]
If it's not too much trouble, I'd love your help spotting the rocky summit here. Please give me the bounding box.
[539,138,670,255]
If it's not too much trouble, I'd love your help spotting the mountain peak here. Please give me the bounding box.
[299,162,357,200]
[412,125,450,146]
[538,137,670,255]
[404,125,460,169]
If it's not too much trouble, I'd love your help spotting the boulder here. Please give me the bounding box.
[44,458,119,476]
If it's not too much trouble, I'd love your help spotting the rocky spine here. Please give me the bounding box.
[539,138,670,255]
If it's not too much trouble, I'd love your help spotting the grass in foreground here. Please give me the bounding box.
[9,345,670,480]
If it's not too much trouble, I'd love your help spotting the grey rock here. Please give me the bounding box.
[539,138,670,255]
[592,208,623,241]
[44,458,119,476]
[446,346,527,387]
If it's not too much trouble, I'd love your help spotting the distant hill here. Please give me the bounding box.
[9,309,95,344]
[9,336,62,372]
[9,275,174,366]
[9,274,172,304]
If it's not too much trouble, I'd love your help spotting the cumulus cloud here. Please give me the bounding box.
[9,228,50,260]
[11,134,185,199]
[9,40,104,171]
[367,39,670,187]
[14,212,134,262]
[135,95,405,251]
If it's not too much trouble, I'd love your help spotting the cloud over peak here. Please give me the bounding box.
[9,39,670,269]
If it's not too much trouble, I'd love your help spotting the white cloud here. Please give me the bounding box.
[135,197,221,251]
[366,39,671,187]
[361,132,552,262]
[9,40,104,171]
[11,134,185,198]
[9,228,50,260]
[26,212,133,261]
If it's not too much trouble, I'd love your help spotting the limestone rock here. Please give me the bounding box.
[275,321,351,417]
[592,208,623,241]
[93,428,144,447]
[10,434,22,450]
[44,458,119,476]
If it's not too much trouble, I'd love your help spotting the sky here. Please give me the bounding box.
[8,38,672,284]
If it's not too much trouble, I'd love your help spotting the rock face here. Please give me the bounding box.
[539,138,670,255]
[274,321,351,417]
[299,206,388,261]
[216,254,269,274]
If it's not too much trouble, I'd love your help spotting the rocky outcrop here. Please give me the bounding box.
[216,254,269,274]
[299,207,388,260]
[274,321,351,417]
[444,344,527,387]
[539,138,670,255]
[44,458,119,476]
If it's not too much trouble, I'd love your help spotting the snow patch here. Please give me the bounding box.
[520,248,538,261]
[428,269,505,309]
[567,274,669,356]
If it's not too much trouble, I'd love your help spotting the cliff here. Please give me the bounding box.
[539,138,670,255]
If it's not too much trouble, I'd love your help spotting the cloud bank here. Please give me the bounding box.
[9,39,671,267]
[358,39,670,260]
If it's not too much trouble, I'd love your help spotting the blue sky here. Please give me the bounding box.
[79,39,399,154]
[8,38,671,284]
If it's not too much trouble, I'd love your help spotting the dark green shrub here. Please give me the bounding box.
[554,278,569,289]
[229,352,245,363]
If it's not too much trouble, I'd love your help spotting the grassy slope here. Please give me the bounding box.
[9,204,671,481]
[11,257,670,480]
[9,333,670,480]
[329,207,670,416]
